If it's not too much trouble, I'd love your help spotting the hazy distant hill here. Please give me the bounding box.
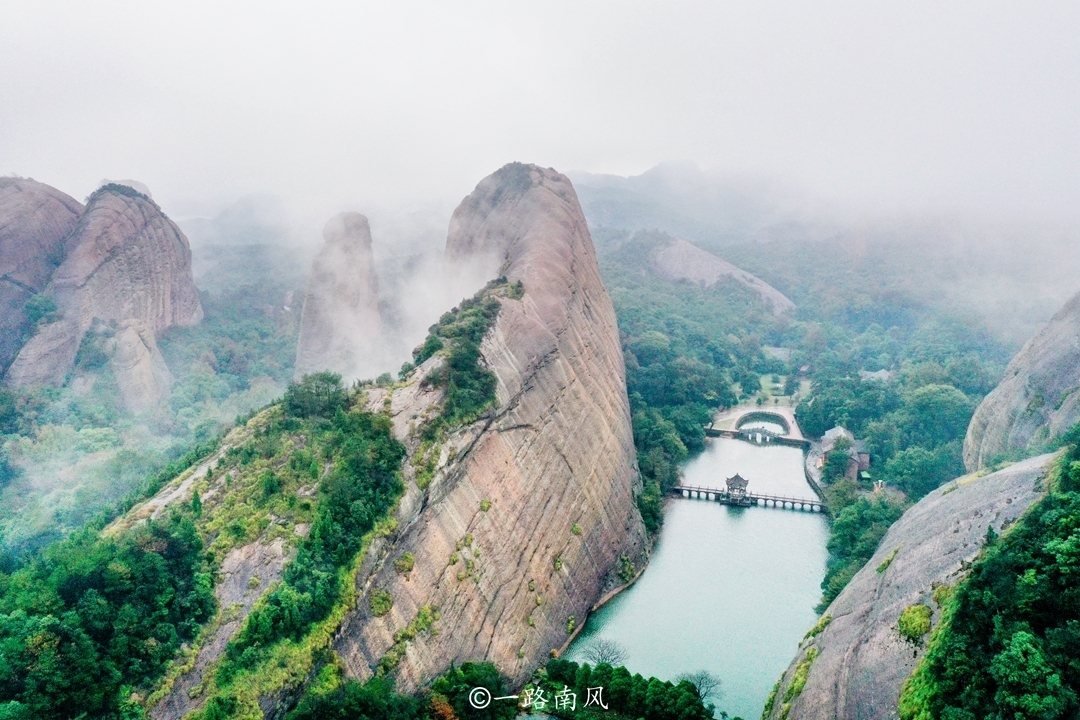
[570,161,824,247]
[575,162,1080,350]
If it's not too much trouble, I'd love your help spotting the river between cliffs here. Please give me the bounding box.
[567,437,829,720]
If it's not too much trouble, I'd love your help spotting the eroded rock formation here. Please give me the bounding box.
[294,212,382,381]
[650,237,795,315]
[765,454,1053,720]
[332,163,648,690]
[964,289,1080,470]
[108,320,174,415]
[0,178,84,372]
[4,184,201,411]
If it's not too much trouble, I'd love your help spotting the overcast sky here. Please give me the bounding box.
[2,1,1078,223]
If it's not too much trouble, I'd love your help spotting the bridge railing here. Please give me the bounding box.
[671,485,826,512]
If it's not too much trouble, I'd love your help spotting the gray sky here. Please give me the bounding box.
[2,1,1078,223]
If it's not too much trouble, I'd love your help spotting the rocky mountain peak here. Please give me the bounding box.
[964,288,1080,470]
[445,162,580,269]
[294,211,382,381]
[4,182,201,413]
[332,163,647,690]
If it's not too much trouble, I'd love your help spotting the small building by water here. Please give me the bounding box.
[726,473,749,498]
[820,426,871,481]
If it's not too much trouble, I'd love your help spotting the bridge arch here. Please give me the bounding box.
[734,411,791,435]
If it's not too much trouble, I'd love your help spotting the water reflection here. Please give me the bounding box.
[738,419,787,435]
[684,438,813,499]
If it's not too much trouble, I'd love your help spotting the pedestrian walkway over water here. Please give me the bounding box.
[671,484,826,513]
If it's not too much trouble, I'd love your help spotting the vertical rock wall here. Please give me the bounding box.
[332,163,647,691]
[964,289,1080,470]
[294,212,383,381]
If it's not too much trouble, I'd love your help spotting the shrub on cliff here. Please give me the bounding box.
[414,279,512,435]
[222,408,404,672]
[284,371,347,418]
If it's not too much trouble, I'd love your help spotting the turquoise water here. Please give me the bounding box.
[568,439,828,720]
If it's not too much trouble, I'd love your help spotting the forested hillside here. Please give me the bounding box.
[0,371,404,719]
[590,227,1011,608]
[0,237,302,559]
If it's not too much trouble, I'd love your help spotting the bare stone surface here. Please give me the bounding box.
[965,289,1080,470]
[651,237,795,315]
[0,177,84,372]
[333,163,648,691]
[295,212,382,381]
[766,453,1053,720]
[108,319,173,414]
[5,184,202,392]
[150,538,289,720]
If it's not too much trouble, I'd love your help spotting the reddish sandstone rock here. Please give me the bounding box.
[5,184,201,412]
[0,177,84,372]
[332,163,648,691]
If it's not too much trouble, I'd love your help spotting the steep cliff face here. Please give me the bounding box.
[0,178,84,372]
[333,163,648,691]
[964,290,1080,470]
[650,237,795,315]
[294,212,382,381]
[4,184,201,410]
[765,453,1053,720]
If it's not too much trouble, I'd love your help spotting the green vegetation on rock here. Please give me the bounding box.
[876,547,900,573]
[776,647,819,719]
[217,377,405,678]
[370,588,394,616]
[803,614,832,640]
[897,604,932,644]
[899,426,1080,720]
[413,278,518,437]
[0,512,214,719]
[394,551,416,574]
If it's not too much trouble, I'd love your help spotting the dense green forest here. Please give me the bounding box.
[0,513,214,719]
[0,371,406,719]
[899,425,1080,720]
[594,230,779,533]
[592,229,1009,608]
[289,658,721,720]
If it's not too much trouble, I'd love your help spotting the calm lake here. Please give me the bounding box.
[568,437,829,720]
